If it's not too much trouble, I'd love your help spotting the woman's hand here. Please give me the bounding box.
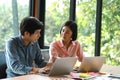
[73,66,79,71]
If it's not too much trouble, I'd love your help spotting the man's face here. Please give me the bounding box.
[29,29,41,42]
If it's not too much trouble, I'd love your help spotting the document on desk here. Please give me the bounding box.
[69,72,100,80]
[69,73,120,80]
[108,74,120,78]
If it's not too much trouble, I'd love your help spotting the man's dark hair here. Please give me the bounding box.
[20,16,43,35]
[60,20,77,41]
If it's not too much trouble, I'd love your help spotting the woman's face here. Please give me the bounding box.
[61,26,72,41]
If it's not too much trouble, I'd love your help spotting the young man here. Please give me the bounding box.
[5,16,47,78]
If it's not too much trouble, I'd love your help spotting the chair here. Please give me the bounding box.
[0,52,7,79]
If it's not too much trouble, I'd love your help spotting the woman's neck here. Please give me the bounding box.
[62,40,72,49]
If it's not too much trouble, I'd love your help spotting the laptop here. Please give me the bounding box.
[38,57,77,76]
[78,56,106,72]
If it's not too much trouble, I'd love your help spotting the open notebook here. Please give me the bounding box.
[37,57,77,76]
[78,56,106,72]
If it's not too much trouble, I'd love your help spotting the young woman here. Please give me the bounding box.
[49,20,84,63]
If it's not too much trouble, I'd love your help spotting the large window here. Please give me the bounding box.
[1,0,120,66]
[76,0,96,56]
[101,0,120,65]
[0,0,29,51]
[45,0,70,46]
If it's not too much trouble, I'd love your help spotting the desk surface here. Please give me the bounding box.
[1,75,47,80]
[1,74,69,80]
[1,64,120,80]
[100,64,120,74]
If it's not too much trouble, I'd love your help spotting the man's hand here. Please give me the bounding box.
[30,68,39,74]
[30,62,53,74]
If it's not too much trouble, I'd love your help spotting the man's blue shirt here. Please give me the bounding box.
[5,35,46,78]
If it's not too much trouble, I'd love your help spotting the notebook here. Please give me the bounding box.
[78,56,106,72]
[38,57,77,76]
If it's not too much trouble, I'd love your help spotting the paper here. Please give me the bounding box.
[69,72,99,79]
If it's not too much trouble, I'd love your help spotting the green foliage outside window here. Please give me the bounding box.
[0,0,29,51]
[101,0,120,65]
[0,0,119,65]
[45,0,120,65]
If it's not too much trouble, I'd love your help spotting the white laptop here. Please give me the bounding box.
[78,56,106,72]
[38,57,77,76]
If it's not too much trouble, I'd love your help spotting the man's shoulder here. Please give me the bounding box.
[8,36,19,41]
[7,36,20,44]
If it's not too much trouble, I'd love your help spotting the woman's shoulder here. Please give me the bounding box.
[72,40,80,44]
[72,40,82,46]
[50,40,61,47]
[51,40,60,44]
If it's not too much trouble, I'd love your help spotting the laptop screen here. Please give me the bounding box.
[78,56,106,72]
[49,57,77,76]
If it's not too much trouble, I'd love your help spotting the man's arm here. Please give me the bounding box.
[5,39,32,75]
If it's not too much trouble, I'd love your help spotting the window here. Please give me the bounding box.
[76,0,96,56]
[45,0,70,46]
[101,0,120,65]
[0,0,29,51]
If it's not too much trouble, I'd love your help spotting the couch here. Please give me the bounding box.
[0,52,7,79]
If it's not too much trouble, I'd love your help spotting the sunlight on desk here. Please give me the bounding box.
[1,74,73,80]
[1,64,120,80]
[100,64,120,74]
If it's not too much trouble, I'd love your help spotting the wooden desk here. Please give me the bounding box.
[100,64,120,74]
[1,74,70,80]
[1,64,120,80]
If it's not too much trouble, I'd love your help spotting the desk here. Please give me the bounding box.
[1,64,120,80]
[1,75,69,80]
[100,64,120,74]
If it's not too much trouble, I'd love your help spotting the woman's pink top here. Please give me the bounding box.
[49,39,84,62]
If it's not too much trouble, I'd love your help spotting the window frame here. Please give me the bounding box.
[30,0,103,56]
